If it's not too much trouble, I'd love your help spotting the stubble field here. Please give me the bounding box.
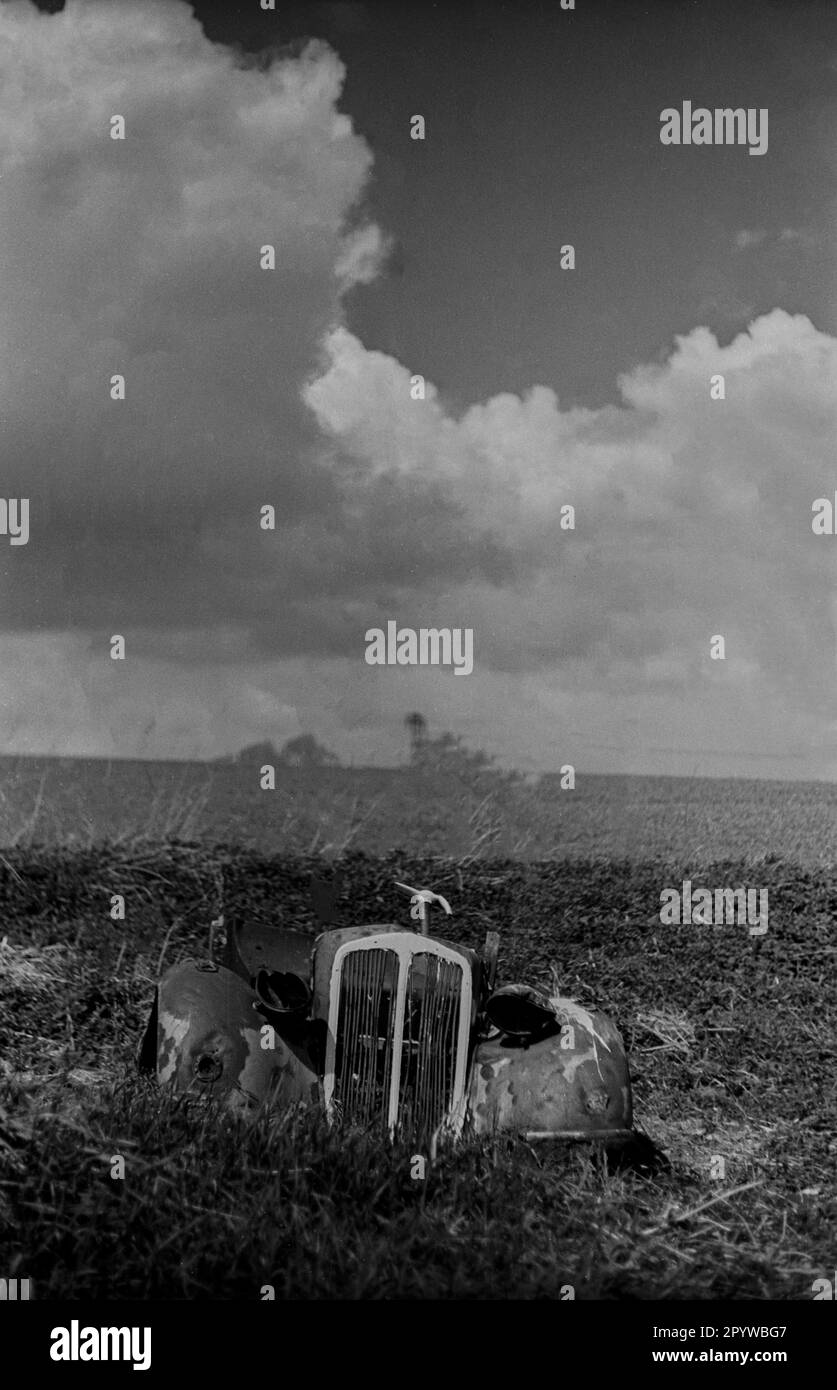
[0,757,834,1299]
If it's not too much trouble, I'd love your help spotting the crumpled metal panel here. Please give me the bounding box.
[155,960,319,1117]
[468,996,632,1140]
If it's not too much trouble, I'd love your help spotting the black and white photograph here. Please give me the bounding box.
[0,0,835,1351]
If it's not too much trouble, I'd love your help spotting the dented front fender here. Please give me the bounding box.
[468,998,632,1141]
[149,960,319,1117]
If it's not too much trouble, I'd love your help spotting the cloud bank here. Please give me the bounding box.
[0,0,834,777]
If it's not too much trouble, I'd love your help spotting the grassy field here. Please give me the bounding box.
[0,753,835,863]
[1,841,834,1300]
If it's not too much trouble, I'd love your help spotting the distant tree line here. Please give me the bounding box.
[224,714,519,785]
[220,734,339,768]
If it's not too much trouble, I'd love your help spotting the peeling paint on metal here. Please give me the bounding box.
[550,998,613,1081]
[559,1044,596,1083]
[158,1009,190,1084]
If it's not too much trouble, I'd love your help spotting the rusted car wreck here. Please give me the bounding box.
[139,881,632,1147]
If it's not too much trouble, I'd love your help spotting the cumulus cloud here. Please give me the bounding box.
[307,313,837,722]
[0,0,383,634]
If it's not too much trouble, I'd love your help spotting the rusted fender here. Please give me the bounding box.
[468,997,632,1141]
[151,960,319,1117]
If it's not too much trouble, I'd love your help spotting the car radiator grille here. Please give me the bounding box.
[324,935,472,1140]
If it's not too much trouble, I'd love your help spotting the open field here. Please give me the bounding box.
[0,755,835,863]
[1,844,834,1299]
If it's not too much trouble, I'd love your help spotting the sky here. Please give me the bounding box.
[0,0,835,779]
